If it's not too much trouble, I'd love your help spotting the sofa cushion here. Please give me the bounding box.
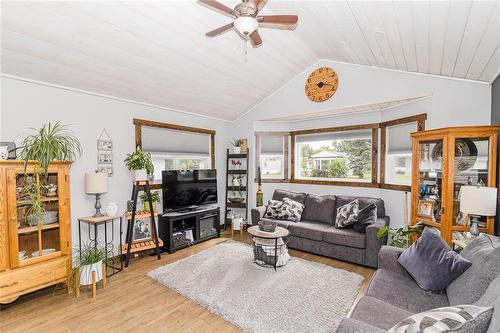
[260,218,291,229]
[475,275,500,333]
[272,189,307,206]
[335,199,359,228]
[366,269,449,313]
[350,296,413,330]
[301,193,336,224]
[288,221,329,241]
[264,200,284,219]
[336,195,386,218]
[447,234,500,305]
[323,226,366,249]
[398,227,472,292]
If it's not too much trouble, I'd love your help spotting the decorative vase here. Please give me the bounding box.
[105,202,118,216]
[232,217,243,231]
[143,201,156,212]
[79,260,103,285]
[0,146,8,160]
[233,147,241,154]
[133,169,147,181]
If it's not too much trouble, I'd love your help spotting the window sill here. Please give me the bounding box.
[290,179,379,188]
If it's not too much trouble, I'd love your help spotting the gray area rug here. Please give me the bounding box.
[148,241,363,333]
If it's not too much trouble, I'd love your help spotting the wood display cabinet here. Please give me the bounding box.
[0,161,72,303]
[411,126,500,245]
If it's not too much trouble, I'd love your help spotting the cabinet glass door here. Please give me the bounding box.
[417,139,445,225]
[15,172,60,262]
[452,137,490,228]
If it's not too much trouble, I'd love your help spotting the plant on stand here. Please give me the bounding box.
[124,147,154,181]
[376,221,425,248]
[230,139,244,154]
[139,190,160,212]
[72,241,113,293]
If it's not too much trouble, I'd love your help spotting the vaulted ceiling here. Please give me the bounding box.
[1,1,499,121]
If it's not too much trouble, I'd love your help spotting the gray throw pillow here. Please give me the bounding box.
[398,227,472,292]
[352,203,377,233]
[335,199,359,228]
[388,305,493,333]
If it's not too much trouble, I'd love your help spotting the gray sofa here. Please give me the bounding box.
[250,189,389,268]
[337,234,500,333]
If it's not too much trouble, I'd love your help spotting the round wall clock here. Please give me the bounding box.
[305,67,339,103]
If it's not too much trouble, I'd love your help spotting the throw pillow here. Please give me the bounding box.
[335,199,359,228]
[278,198,304,222]
[398,227,472,292]
[352,203,377,233]
[388,305,493,333]
[265,200,283,219]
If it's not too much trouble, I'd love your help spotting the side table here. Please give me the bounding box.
[77,214,123,277]
[247,225,290,270]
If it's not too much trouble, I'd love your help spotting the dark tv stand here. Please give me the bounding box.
[158,206,220,254]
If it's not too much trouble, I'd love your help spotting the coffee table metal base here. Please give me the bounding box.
[252,236,289,270]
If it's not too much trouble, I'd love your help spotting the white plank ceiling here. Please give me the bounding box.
[1,1,499,121]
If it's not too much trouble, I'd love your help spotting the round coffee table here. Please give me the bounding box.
[247,225,290,270]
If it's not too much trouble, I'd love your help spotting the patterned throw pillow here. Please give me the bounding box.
[335,199,359,228]
[265,200,283,219]
[279,198,304,222]
[388,305,493,333]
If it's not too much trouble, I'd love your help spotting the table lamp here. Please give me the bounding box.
[459,185,497,237]
[85,172,108,217]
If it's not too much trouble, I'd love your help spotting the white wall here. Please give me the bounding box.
[231,60,492,227]
[1,76,230,255]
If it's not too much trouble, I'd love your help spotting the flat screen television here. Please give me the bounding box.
[162,169,217,211]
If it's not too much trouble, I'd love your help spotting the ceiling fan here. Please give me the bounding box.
[199,0,298,47]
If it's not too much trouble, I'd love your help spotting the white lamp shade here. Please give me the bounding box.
[459,186,497,216]
[85,172,108,194]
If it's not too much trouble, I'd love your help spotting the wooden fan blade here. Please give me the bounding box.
[206,22,234,37]
[257,15,298,25]
[252,0,268,14]
[249,30,262,47]
[198,0,239,19]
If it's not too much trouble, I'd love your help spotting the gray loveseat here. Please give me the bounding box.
[337,234,500,333]
[251,189,389,268]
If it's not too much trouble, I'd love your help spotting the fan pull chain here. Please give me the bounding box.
[244,38,248,60]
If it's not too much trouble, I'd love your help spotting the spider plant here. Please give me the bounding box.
[20,174,46,221]
[19,122,82,175]
[72,241,114,291]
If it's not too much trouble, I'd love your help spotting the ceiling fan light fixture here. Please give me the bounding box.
[234,16,258,36]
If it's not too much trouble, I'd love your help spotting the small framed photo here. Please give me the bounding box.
[417,199,435,220]
[97,165,113,176]
[98,152,113,164]
[97,139,113,151]
[132,218,152,243]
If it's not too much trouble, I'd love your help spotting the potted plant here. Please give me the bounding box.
[376,221,425,248]
[139,190,160,212]
[72,241,112,291]
[124,147,154,181]
[230,139,244,154]
[18,122,82,175]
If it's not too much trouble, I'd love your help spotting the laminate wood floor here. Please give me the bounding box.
[0,230,375,333]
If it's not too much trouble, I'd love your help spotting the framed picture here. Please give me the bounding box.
[98,152,113,164]
[132,218,152,243]
[97,139,113,151]
[97,165,113,176]
[417,199,435,220]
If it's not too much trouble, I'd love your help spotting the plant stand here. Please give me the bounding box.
[75,262,107,299]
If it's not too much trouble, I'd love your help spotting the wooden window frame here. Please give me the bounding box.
[133,118,216,189]
[254,131,290,183]
[290,123,379,188]
[379,113,427,192]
